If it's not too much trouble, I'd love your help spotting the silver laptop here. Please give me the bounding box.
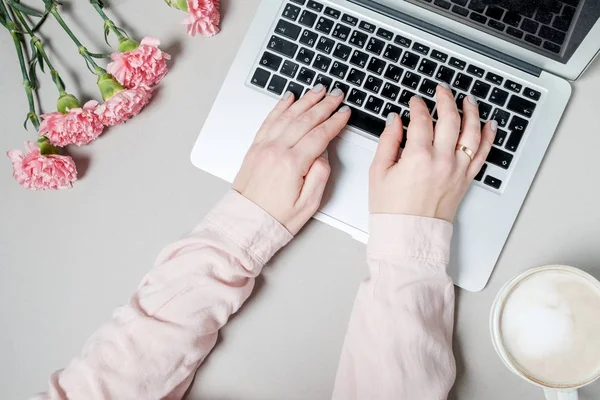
[191,0,600,291]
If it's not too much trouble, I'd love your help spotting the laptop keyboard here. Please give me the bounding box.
[247,0,544,192]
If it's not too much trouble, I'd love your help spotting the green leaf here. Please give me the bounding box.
[28,59,38,88]
[6,1,45,17]
[32,12,49,32]
[88,51,111,59]
[103,23,110,46]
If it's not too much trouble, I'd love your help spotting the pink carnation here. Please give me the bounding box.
[183,0,220,37]
[6,141,77,190]
[107,37,171,88]
[39,100,104,147]
[95,84,153,126]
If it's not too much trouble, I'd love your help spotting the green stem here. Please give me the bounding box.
[90,0,126,41]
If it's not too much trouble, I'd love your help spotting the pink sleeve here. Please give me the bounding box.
[32,190,292,400]
[332,214,456,400]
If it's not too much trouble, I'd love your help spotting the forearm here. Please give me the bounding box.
[32,190,292,400]
[332,215,456,400]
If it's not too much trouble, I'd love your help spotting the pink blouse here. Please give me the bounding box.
[32,190,456,399]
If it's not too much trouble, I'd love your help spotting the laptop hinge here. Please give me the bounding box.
[350,0,543,77]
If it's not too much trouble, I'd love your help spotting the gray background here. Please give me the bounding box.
[1,0,599,399]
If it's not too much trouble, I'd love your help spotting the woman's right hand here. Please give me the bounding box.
[369,84,497,222]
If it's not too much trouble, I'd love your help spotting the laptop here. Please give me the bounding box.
[191,0,600,291]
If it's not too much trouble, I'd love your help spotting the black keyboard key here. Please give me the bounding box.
[346,106,386,136]
[470,13,487,24]
[307,0,323,12]
[333,43,352,61]
[471,80,491,98]
[456,92,467,110]
[478,101,492,120]
[299,30,318,47]
[275,19,302,40]
[251,68,271,88]
[268,35,298,58]
[290,0,306,4]
[399,89,416,106]
[543,41,561,53]
[324,6,341,19]
[508,114,528,134]
[286,81,304,99]
[282,4,301,21]
[521,19,539,34]
[491,108,510,127]
[384,65,404,82]
[485,6,503,19]
[297,67,316,85]
[449,57,466,70]
[505,127,525,151]
[349,30,368,48]
[525,35,542,46]
[350,50,369,68]
[539,26,566,45]
[523,87,541,101]
[394,35,412,47]
[436,65,455,84]
[296,47,315,65]
[452,73,473,91]
[434,0,452,9]
[347,88,367,107]
[535,9,552,24]
[553,16,571,32]
[281,60,300,78]
[342,14,358,26]
[383,103,402,118]
[333,81,350,95]
[419,78,438,98]
[487,147,513,169]
[486,72,503,85]
[484,175,502,189]
[267,75,287,95]
[431,50,448,62]
[367,57,387,75]
[316,36,335,54]
[494,129,507,146]
[422,97,436,114]
[400,52,420,69]
[489,87,509,106]
[365,95,385,114]
[377,28,394,41]
[330,61,349,79]
[505,80,522,93]
[402,71,421,90]
[488,20,506,31]
[359,21,376,33]
[366,37,386,55]
[364,75,383,94]
[503,12,521,27]
[507,27,524,39]
[347,68,366,85]
[381,82,401,100]
[401,109,411,126]
[313,54,332,72]
[412,42,430,55]
[562,5,576,18]
[332,23,352,41]
[418,59,437,76]
[467,65,485,78]
[315,17,334,34]
[383,44,403,62]
[260,51,283,71]
[468,0,485,12]
[451,0,467,6]
[299,10,318,28]
[474,163,487,181]
[507,95,535,117]
[452,4,469,15]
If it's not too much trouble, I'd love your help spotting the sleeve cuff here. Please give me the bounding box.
[368,214,453,263]
[204,190,294,266]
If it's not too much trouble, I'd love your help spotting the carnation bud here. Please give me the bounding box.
[118,38,140,53]
[97,73,126,101]
[166,0,188,11]
[56,93,82,114]
[37,136,60,156]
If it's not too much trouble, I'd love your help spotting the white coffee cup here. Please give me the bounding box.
[490,265,600,400]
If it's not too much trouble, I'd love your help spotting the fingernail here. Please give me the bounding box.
[412,95,423,102]
[338,105,350,113]
[386,112,396,126]
[467,94,478,105]
[490,120,498,133]
[440,82,450,89]
[282,91,292,100]
[330,88,344,97]
[312,83,324,93]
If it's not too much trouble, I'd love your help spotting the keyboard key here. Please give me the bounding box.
[488,20,506,31]
[381,82,401,100]
[470,13,487,24]
[468,0,485,12]
[281,60,299,79]
[535,9,552,24]
[350,50,369,68]
[377,27,394,41]
[486,72,503,85]
[507,95,535,117]
[422,97,436,114]
[436,65,455,84]
[543,41,561,53]
[507,27,524,39]
[539,25,565,45]
[364,75,383,94]
[290,0,306,4]
[349,30,368,48]
[478,101,492,119]
[332,23,352,41]
[316,37,335,54]
[449,57,466,70]
[400,52,420,69]
[316,17,334,34]
[347,88,367,106]
[467,65,485,78]
[259,51,283,71]
[453,73,473,91]
[324,6,341,19]
[282,4,301,21]
[366,37,386,55]
[419,78,438,97]
[524,35,542,46]
[383,44,403,62]
[330,61,349,78]
[307,0,323,12]
[491,108,510,127]
[503,11,521,27]
[313,54,331,72]
[474,163,487,181]
[521,18,539,34]
[505,126,525,151]
[347,68,366,85]
[412,42,430,55]
[286,81,304,99]
[562,5,576,18]
[401,109,411,126]
[553,16,572,32]
[333,43,352,60]
[296,47,315,65]
[342,14,358,26]
[508,114,528,135]
[471,80,491,98]
[268,35,298,58]
[394,35,412,47]
[418,59,437,76]
[297,67,316,85]
[299,29,318,47]
[251,68,270,88]
[434,0,452,9]
[299,10,318,28]
[275,19,302,40]
[452,5,469,16]
[365,95,385,114]
[484,175,502,189]
[451,0,467,6]
[487,147,513,169]
[489,87,509,106]
[384,65,404,82]
[485,6,503,19]
[333,81,350,95]
[367,57,387,75]
[267,75,287,95]
[494,129,507,146]
[456,92,467,110]
[402,71,421,90]
[383,103,402,118]
[523,87,541,101]
[398,89,417,106]
[359,21,376,33]
[431,50,448,62]
[346,106,386,136]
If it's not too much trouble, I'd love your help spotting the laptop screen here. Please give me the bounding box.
[370,0,600,64]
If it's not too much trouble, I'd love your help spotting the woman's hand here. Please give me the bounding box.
[233,84,350,235]
[369,84,497,222]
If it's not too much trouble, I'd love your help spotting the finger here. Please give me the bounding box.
[433,83,461,152]
[296,156,331,218]
[455,94,482,168]
[406,95,434,149]
[254,91,295,142]
[467,120,497,179]
[372,112,404,172]
[293,105,350,171]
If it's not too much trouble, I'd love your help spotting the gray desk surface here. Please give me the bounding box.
[1,1,599,399]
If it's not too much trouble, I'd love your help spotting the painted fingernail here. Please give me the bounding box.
[312,83,325,93]
[282,91,292,100]
[490,120,498,133]
[467,94,478,105]
[386,112,396,126]
[330,88,344,97]
[338,105,351,113]
[440,82,450,89]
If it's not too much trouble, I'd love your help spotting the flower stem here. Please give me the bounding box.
[89,0,126,42]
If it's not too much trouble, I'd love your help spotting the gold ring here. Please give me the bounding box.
[456,144,475,160]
